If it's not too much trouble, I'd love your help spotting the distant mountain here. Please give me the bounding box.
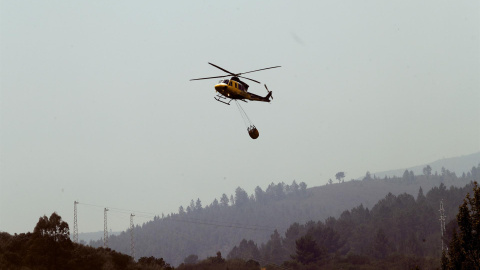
[72,231,121,244]
[365,152,480,179]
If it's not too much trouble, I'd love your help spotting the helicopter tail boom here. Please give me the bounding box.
[247,91,273,102]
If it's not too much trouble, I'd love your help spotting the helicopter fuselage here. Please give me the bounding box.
[214,78,271,102]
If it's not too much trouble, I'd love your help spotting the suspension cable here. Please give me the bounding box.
[235,100,253,128]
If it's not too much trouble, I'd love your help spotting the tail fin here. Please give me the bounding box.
[265,91,273,101]
[264,84,273,101]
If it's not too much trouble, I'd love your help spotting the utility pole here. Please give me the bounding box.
[130,214,135,261]
[73,201,79,243]
[104,208,109,248]
[439,200,447,251]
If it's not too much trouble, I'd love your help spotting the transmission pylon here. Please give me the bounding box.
[130,214,135,261]
[439,200,447,251]
[73,201,79,243]
[104,208,109,248]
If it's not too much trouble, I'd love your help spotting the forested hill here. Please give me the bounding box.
[226,181,479,269]
[90,164,479,266]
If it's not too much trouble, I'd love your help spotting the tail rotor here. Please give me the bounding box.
[264,84,273,100]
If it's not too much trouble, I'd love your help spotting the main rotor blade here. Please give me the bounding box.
[208,62,236,76]
[238,76,261,84]
[238,66,281,75]
[190,75,230,81]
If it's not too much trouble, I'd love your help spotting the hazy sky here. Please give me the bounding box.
[1,1,479,234]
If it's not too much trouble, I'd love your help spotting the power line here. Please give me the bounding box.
[78,202,157,216]
[77,201,276,232]
[165,216,276,232]
[75,201,285,267]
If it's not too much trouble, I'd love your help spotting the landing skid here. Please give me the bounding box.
[214,94,232,105]
[214,94,248,105]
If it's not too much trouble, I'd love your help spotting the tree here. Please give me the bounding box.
[274,183,286,200]
[309,224,343,254]
[443,181,480,269]
[220,193,229,206]
[364,171,372,181]
[110,250,131,270]
[206,251,225,264]
[291,180,299,194]
[335,172,345,183]
[188,200,195,212]
[28,212,73,269]
[211,198,219,208]
[195,198,202,211]
[227,239,260,261]
[283,223,302,255]
[138,256,171,268]
[263,229,286,265]
[472,164,479,179]
[235,187,249,207]
[291,235,322,265]
[183,254,198,264]
[417,186,426,203]
[254,186,265,203]
[299,182,307,195]
[402,170,414,182]
[423,165,432,177]
[328,178,333,185]
[33,212,70,243]
[178,206,185,215]
[372,229,388,259]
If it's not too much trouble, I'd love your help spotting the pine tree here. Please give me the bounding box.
[291,235,322,265]
[443,181,480,269]
[220,193,229,206]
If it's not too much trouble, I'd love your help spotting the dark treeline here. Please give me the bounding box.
[226,181,478,269]
[0,213,262,270]
[91,165,479,266]
[0,212,175,269]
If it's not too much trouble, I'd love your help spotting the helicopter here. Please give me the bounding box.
[190,62,281,105]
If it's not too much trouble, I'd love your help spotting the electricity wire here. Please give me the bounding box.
[77,202,276,232]
[76,202,289,268]
[165,216,275,232]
